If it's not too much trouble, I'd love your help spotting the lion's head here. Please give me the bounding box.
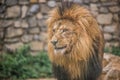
[49,19,80,54]
[47,4,104,65]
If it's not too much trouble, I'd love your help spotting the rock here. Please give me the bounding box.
[19,0,29,4]
[73,0,83,3]
[42,14,48,19]
[30,0,38,3]
[38,19,46,27]
[5,0,17,6]
[30,41,44,51]
[104,25,116,33]
[6,6,21,18]
[27,4,40,16]
[0,14,5,19]
[104,42,119,48]
[0,20,13,27]
[112,36,119,40]
[14,21,21,27]
[47,0,56,7]
[90,4,98,11]
[105,42,111,48]
[5,42,23,51]
[97,14,113,24]
[110,42,120,47]
[0,3,6,13]
[28,17,37,27]
[29,28,40,34]
[14,20,29,28]
[44,44,48,51]
[109,6,120,13]
[103,53,120,80]
[39,32,47,41]
[33,32,47,41]
[105,68,120,80]
[113,14,119,21]
[100,2,117,6]
[104,33,113,41]
[5,38,19,43]
[91,11,98,17]
[0,0,3,3]
[30,51,39,56]
[21,6,28,18]
[41,4,50,14]
[91,0,98,3]
[36,12,43,19]
[90,4,98,17]
[100,0,106,2]
[100,7,109,13]
[6,27,23,38]
[40,26,47,32]
[38,19,47,32]
[33,35,39,40]
[38,0,46,3]
[99,25,103,31]
[21,35,33,43]
[83,0,90,4]
[21,20,29,28]
[0,30,4,40]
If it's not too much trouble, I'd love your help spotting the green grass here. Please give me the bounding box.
[104,46,120,56]
[0,45,53,80]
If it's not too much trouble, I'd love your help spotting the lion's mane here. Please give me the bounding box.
[47,3,104,80]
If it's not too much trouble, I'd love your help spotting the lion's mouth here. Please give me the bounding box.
[55,45,67,50]
[54,45,67,54]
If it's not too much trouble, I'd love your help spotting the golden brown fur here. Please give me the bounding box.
[47,4,104,80]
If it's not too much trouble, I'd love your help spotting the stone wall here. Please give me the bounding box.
[0,0,119,53]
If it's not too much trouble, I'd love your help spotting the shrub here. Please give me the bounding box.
[0,45,53,80]
[111,46,120,56]
[104,46,120,56]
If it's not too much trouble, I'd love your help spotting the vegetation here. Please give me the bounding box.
[0,45,120,80]
[0,45,53,80]
[104,46,120,56]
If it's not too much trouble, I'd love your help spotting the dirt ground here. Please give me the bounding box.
[28,78,56,80]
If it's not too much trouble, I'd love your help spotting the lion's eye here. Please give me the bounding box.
[62,29,69,33]
[52,29,55,32]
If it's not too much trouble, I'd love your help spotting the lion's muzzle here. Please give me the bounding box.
[51,39,58,46]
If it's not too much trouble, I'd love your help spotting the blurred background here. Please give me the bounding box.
[0,0,120,80]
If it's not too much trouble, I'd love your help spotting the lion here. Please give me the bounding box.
[46,2,104,80]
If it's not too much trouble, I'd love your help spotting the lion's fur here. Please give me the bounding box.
[47,4,104,80]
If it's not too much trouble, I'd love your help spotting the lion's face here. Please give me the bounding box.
[49,20,80,54]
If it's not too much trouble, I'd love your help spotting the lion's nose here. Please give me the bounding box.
[51,40,58,46]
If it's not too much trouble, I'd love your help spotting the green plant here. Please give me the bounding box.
[0,45,53,80]
[111,46,120,56]
[104,46,120,56]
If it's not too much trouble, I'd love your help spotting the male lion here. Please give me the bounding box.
[47,1,104,80]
